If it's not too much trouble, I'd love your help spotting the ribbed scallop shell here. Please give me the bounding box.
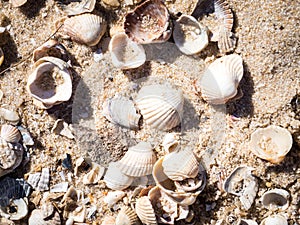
[59,13,107,46]
[103,161,134,190]
[135,84,184,131]
[124,0,171,44]
[117,142,156,177]
[109,33,146,70]
[260,214,288,225]
[261,188,290,210]
[249,125,293,164]
[135,196,157,225]
[162,149,199,181]
[1,124,21,143]
[173,15,208,55]
[116,206,138,225]
[198,54,243,104]
[102,96,141,130]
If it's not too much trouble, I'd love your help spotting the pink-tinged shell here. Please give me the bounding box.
[124,0,171,44]
[33,40,69,63]
[0,124,21,143]
[135,196,157,225]
[59,13,107,46]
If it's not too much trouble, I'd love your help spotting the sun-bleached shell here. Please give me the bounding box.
[0,108,20,124]
[64,0,96,16]
[135,84,184,131]
[115,206,138,225]
[173,15,208,55]
[135,196,157,225]
[124,0,171,44]
[10,0,27,7]
[103,191,125,208]
[249,125,293,164]
[83,162,105,184]
[0,198,28,220]
[109,32,146,69]
[0,124,21,143]
[117,142,156,177]
[33,40,69,63]
[102,96,141,130]
[261,188,290,210]
[260,214,288,225]
[162,133,179,153]
[28,208,61,225]
[197,54,243,104]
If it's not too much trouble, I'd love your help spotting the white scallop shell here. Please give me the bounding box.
[115,206,138,225]
[261,188,289,210]
[102,96,141,130]
[260,214,288,225]
[117,142,156,177]
[0,124,21,143]
[135,196,157,225]
[135,84,184,131]
[173,15,208,55]
[249,125,293,164]
[109,33,146,70]
[103,161,134,190]
[198,54,243,104]
[0,198,28,221]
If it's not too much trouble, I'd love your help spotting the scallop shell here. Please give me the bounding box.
[33,39,69,62]
[162,149,199,181]
[102,96,141,130]
[261,189,289,210]
[260,214,288,225]
[26,56,72,109]
[135,196,157,225]
[103,161,134,190]
[0,47,4,66]
[109,32,146,69]
[0,198,28,220]
[101,215,116,225]
[0,124,21,143]
[173,15,208,55]
[115,206,138,225]
[28,208,61,225]
[249,125,293,164]
[58,13,107,46]
[197,54,243,105]
[135,84,184,131]
[217,29,237,54]
[117,142,156,177]
[9,0,27,7]
[124,0,171,44]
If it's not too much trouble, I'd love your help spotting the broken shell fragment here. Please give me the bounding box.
[115,206,138,225]
[9,0,27,7]
[197,54,243,104]
[33,39,69,62]
[51,119,75,139]
[260,214,288,225]
[135,84,184,131]
[103,190,125,208]
[135,196,157,225]
[0,124,21,143]
[162,133,179,153]
[64,0,96,16]
[109,32,146,69]
[173,15,208,55]
[261,188,289,210]
[0,47,3,66]
[0,198,28,220]
[249,125,293,164]
[83,162,105,184]
[124,0,171,44]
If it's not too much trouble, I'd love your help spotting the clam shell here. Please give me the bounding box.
[115,206,138,225]
[117,142,156,177]
[260,214,288,225]
[10,0,27,7]
[103,161,134,190]
[28,208,61,225]
[0,47,4,66]
[173,15,208,55]
[33,39,69,62]
[261,188,289,210]
[59,13,107,46]
[102,96,141,130]
[124,0,171,44]
[0,124,21,143]
[135,84,184,131]
[109,32,146,69]
[0,198,28,220]
[135,196,157,225]
[249,125,293,164]
[198,54,243,104]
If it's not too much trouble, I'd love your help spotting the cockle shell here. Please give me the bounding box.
[260,214,288,225]
[261,189,290,210]
[102,96,141,130]
[26,56,72,109]
[0,124,21,143]
[124,0,171,44]
[117,142,156,177]
[115,206,138,225]
[33,39,69,62]
[135,84,184,131]
[0,47,4,66]
[173,15,208,55]
[9,0,27,7]
[135,196,157,225]
[249,125,293,164]
[197,54,243,105]
[0,198,28,220]
[109,32,146,69]
[57,13,107,46]
[103,161,134,190]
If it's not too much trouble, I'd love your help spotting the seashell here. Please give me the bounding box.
[173,15,209,55]
[162,133,179,153]
[135,196,157,225]
[64,0,96,16]
[36,168,50,191]
[50,182,69,193]
[41,202,55,219]
[27,172,41,190]
[57,13,107,46]
[240,219,258,225]
[223,166,258,210]
[27,56,72,109]
[103,190,125,208]
[261,188,289,210]
[109,32,146,69]
[51,119,75,139]
[0,47,3,66]
[197,54,243,105]
[9,0,27,7]
[83,162,105,184]
[17,126,34,146]
[117,142,156,177]
[69,205,86,223]
[124,0,171,44]
[101,215,116,225]
[260,214,288,225]
[115,206,138,225]
[249,125,293,164]
[0,198,28,220]
[28,208,61,225]
[0,108,20,123]
[135,84,184,131]
[162,148,199,181]
[0,89,3,102]
[103,161,134,190]
[217,30,237,54]
[0,124,21,143]
[102,96,141,130]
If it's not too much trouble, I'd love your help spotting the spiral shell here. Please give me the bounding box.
[135,196,157,225]
[0,124,21,143]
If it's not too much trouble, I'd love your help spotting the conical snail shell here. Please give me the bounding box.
[0,124,21,143]
[135,196,157,225]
